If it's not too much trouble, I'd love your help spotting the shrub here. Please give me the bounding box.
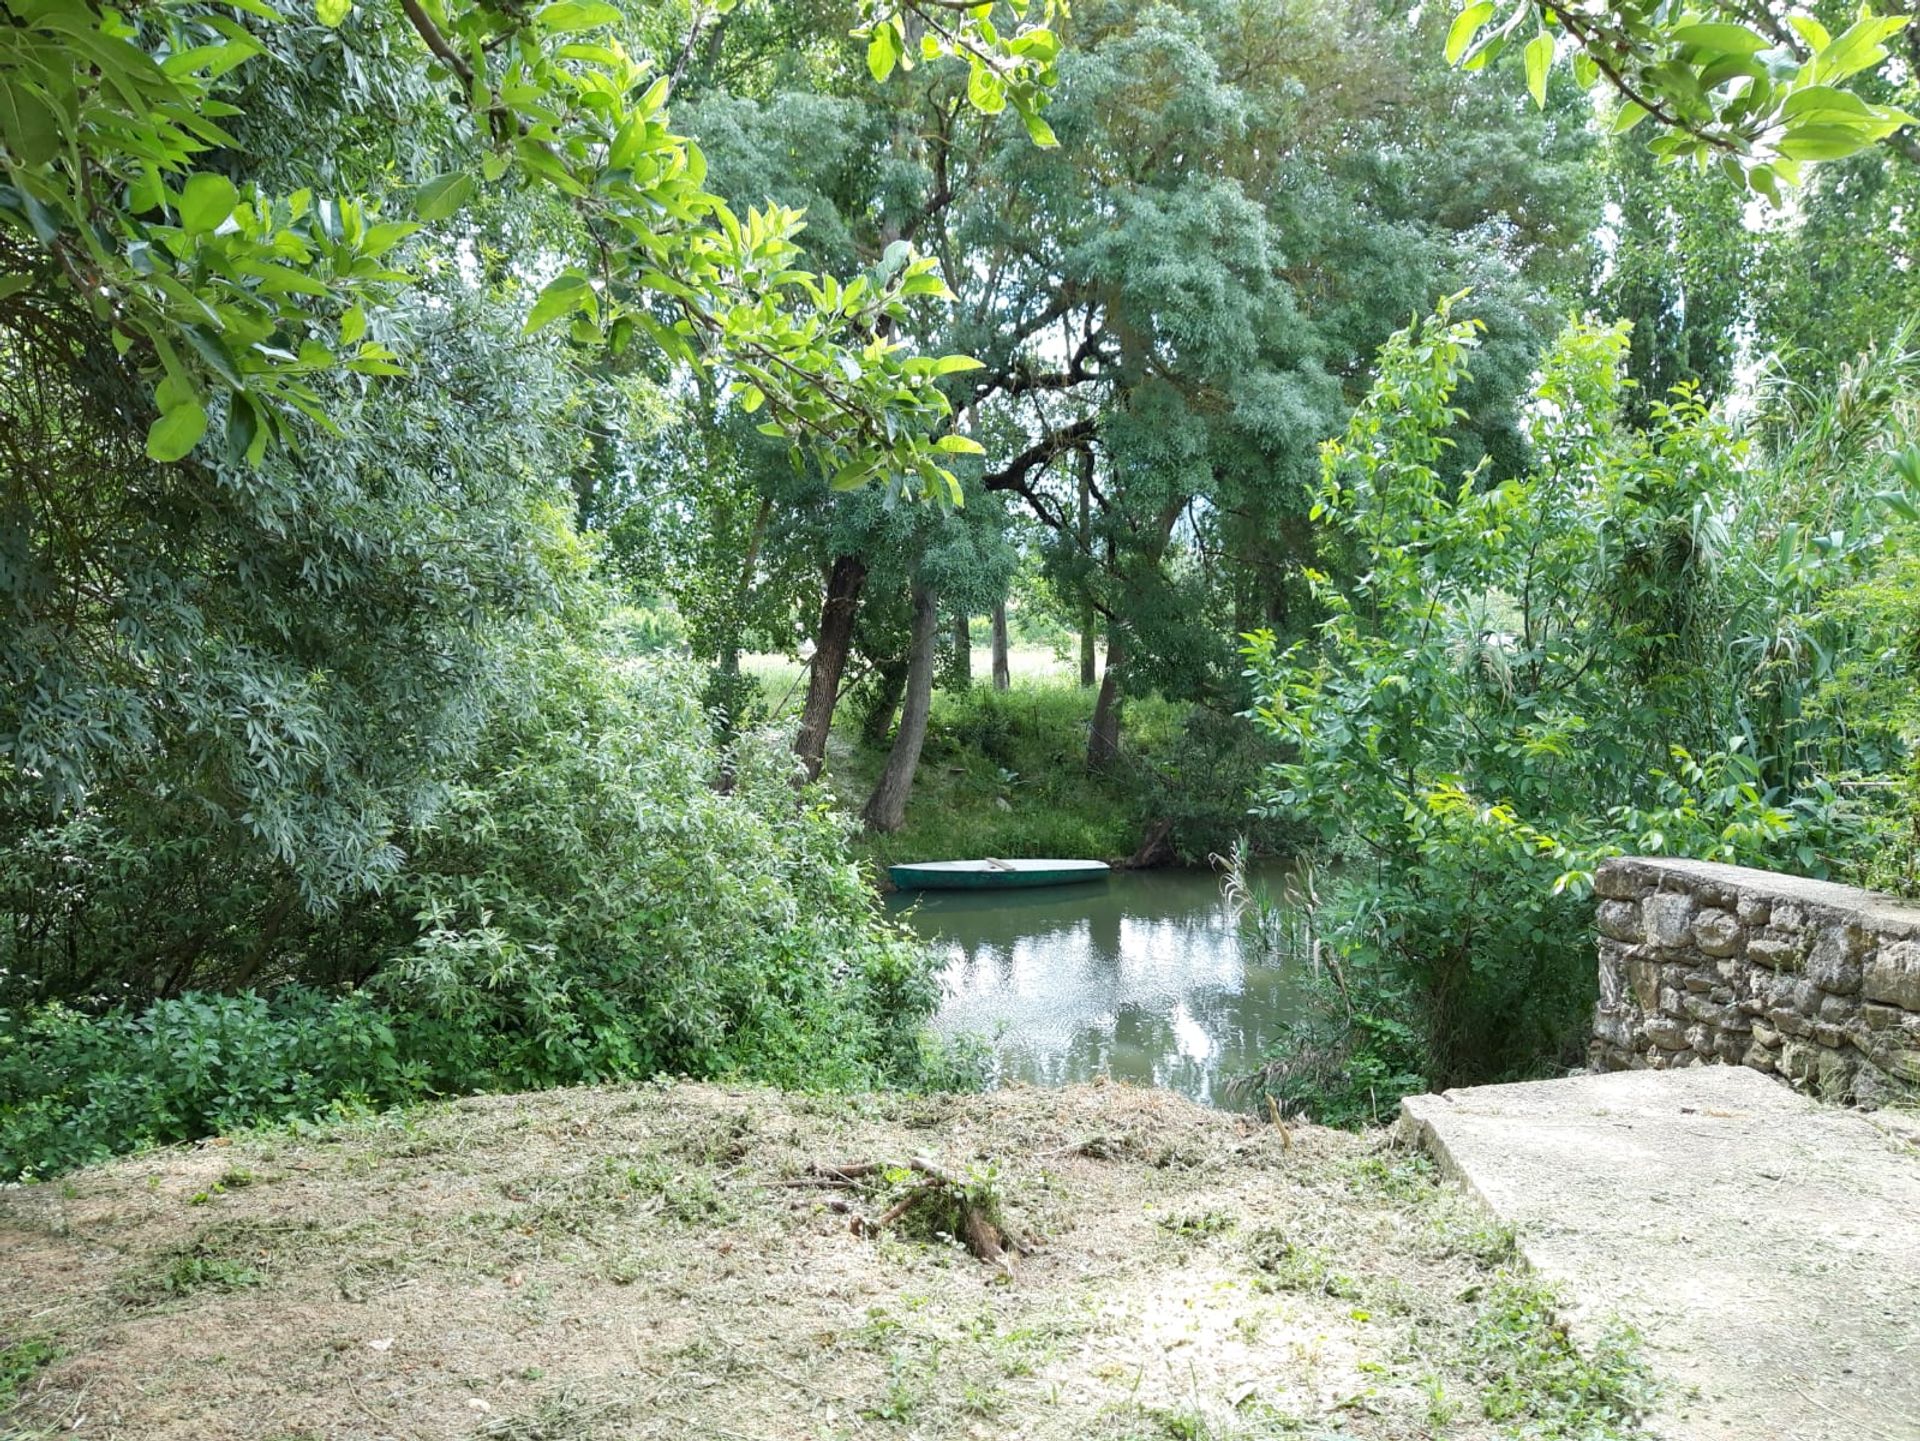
[1244,304,1889,1099]
[0,639,945,1180]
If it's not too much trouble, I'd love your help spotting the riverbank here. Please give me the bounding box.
[0,1080,1651,1440]
[743,657,1289,871]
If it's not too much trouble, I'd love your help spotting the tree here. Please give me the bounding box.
[1593,129,1755,422]
[944,0,1597,763]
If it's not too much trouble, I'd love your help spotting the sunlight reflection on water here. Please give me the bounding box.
[886,865,1302,1107]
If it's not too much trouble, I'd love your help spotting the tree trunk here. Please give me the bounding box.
[861,658,909,745]
[991,603,1011,691]
[1077,446,1097,688]
[794,554,867,782]
[1087,628,1126,770]
[863,584,939,832]
[951,609,972,688]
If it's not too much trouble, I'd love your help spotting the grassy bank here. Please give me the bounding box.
[0,1080,1653,1440]
[745,653,1289,872]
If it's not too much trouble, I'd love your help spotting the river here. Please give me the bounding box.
[886,865,1304,1107]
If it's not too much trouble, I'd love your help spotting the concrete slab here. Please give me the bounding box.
[1400,1066,1920,1441]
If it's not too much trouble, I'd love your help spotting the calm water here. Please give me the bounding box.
[887,866,1303,1107]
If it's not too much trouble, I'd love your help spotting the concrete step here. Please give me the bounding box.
[1400,1066,1920,1441]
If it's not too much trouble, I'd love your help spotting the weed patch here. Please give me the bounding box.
[1467,1278,1655,1438]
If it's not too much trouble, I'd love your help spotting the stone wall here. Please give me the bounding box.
[1590,856,1920,1106]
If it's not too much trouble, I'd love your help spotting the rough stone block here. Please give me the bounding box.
[1594,862,1650,901]
[1772,902,1808,933]
[1852,1060,1914,1108]
[1643,892,1697,949]
[1643,1016,1690,1051]
[1742,1039,1778,1072]
[1817,993,1855,1024]
[1868,1038,1920,1084]
[1736,894,1771,927]
[1691,908,1744,958]
[1746,935,1802,971]
[1779,1039,1816,1083]
[1806,928,1862,996]
[1595,900,1642,943]
[1682,995,1730,1026]
[1812,1022,1845,1049]
[1626,959,1661,1014]
[1864,938,1920,1012]
[1768,1009,1812,1039]
[1591,1009,1632,1047]
[1815,1047,1857,1100]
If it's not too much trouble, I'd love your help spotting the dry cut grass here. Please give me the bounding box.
[0,1080,1647,1440]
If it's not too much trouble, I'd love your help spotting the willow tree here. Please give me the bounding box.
[941,0,1600,763]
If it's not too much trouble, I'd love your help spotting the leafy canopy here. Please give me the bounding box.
[0,0,1067,498]
[1447,1,1914,199]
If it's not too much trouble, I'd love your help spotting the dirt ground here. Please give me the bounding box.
[0,1080,1647,1441]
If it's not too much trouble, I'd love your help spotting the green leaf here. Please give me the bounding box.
[934,434,985,455]
[1788,15,1832,52]
[1668,23,1767,55]
[0,79,62,166]
[831,458,874,491]
[930,355,984,375]
[1777,125,1873,161]
[866,25,897,84]
[179,173,238,235]
[146,400,208,462]
[414,171,474,223]
[1523,32,1552,109]
[1781,85,1876,123]
[525,272,590,333]
[966,64,1006,115]
[1445,3,1495,66]
[316,0,352,25]
[534,1,622,33]
[1021,109,1058,147]
[1610,101,1650,134]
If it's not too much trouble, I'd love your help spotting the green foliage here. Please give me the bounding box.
[2,285,585,926]
[1467,1279,1656,1437]
[833,680,1283,867]
[0,1336,61,1409]
[1596,131,1755,421]
[1449,0,1915,200]
[0,0,1064,502]
[1245,300,1904,1091]
[0,990,420,1180]
[0,646,946,1181]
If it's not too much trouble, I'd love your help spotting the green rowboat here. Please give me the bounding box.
[887,858,1111,891]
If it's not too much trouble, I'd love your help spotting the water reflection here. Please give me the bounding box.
[886,866,1301,1107]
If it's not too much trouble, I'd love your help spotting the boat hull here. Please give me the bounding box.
[887,859,1111,891]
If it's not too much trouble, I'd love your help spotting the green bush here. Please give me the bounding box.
[1246,305,1890,1098]
[0,990,422,1180]
[0,639,945,1180]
